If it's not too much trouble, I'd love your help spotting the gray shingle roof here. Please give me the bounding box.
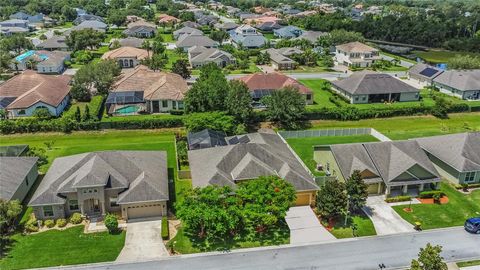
[176,34,217,48]
[36,35,69,50]
[0,157,38,201]
[416,132,480,172]
[332,70,419,95]
[173,26,203,39]
[188,131,319,191]
[29,151,169,206]
[433,69,480,91]
[408,63,443,81]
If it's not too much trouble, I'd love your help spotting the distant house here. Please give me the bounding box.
[10,12,46,26]
[188,46,235,68]
[432,70,480,100]
[255,21,282,32]
[416,132,480,185]
[229,24,266,49]
[226,7,241,16]
[109,37,144,48]
[101,47,149,68]
[264,47,303,70]
[197,14,218,26]
[0,70,71,118]
[238,12,259,21]
[173,26,203,40]
[124,20,156,38]
[36,35,69,51]
[176,34,218,52]
[73,14,104,25]
[273,25,303,39]
[331,70,420,104]
[408,63,444,86]
[188,130,319,206]
[28,151,169,221]
[0,19,31,35]
[237,72,314,105]
[294,30,326,44]
[106,65,188,115]
[214,22,238,31]
[11,50,70,74]
[181,21,201,29]
[158,14,181,24]
[187,129,227,150]
[334,41,380,68]
[72,20,107,32]
[292,10,318,18]
[0,157,38,202]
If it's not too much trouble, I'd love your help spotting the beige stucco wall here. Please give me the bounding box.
[33,204,65,220]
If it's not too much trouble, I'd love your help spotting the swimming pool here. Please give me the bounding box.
[115,105,140,115]
[15,50,48,62]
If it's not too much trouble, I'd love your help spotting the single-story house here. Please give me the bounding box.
[0,19,31,35]
[71,20,107,32]
[11,50,70,74]
[237,72,314,105]
[28,151,169,221]
[229,25,266,49]
[334,41,381,68]
[416,132,480,185]
[273,25,303,39]
[255,21,283,32]
[0,157,38,202]
[181,21,201,29]
[264,47,303,70]
[101,46,149,68]
[176,34,218,52]
[10,12,46,26]
[173,26,203,40]
[408,63,444,86]
[106,65,188,115]
[0,70,71,118]
[432,70,480,100]
[321,140,441,196]
[187,129,228,150]
[188,130,319,206]
[124,20,157,38]
[36,35,69,51]
[109,37,144,48]
[73,14,104,25]
[214,22,238,31]
[188,46,235,68]
[158,14,181,24]
[331,70,420,104]
[294,30,327,44]
[196,14,218,26]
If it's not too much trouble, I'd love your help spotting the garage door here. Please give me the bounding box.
[126,203,163,220]
[296,194,311,206]
[368,183,381,194]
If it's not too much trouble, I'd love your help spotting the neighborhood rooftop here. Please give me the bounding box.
[0,157,38,201]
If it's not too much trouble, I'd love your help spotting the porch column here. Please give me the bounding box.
[385,185,391,195]
[388,93,392,102]
[419,183,425,192]
[435,182,440,190]
[100,201,106,216]
[377,183,382,194]
[403,185,408,195]
[80,202,85,216]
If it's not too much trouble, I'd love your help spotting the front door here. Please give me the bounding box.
[152,101,160,113]
[92,199,100,213]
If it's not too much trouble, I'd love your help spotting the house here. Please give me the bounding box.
[188,46,235,68]
[292,10,318,18]
[11,50,70,74]
[73,14,104,25]
[0,157,38,202]
[36,35,69,51]
[173,26,203,40]
[0,145,29,157]
[416,133,480,185]
[0,70,71,118]
[109,37,144,48]
[106,65,188,115]
[214,22,238,31]
[124,20,156,38]
[28,151,169,221]
[72,20,107,32]
[335,41,380,68]
[10,12,45,26]
[187,129,228,150]
[0,19,31,35]
[273,25,303,39]
[331,70,420,104]
[176,34,218,52]
[264,47,303,70]
[321,140,441,196]
[432,70,480,100]
[196,14,218,26]
[226,6,241,16]
[255,21,282,32]
[158,14,181,24]
[229,24,266,49]
[238,12,259,21]
[294,30,327,44]
[188,130,319,205]
[244,16,282,26]
[181,21,201,29]
[408,63,444,86]
[101,47,149,68]
[253,6,271,14]
[237,72,314,105]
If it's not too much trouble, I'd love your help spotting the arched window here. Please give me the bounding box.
[129,59,133,67]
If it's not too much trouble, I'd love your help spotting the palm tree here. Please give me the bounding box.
[141,40,151,58]
[26,58,38,70]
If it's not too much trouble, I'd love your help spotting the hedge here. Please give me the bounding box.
[455,183,480,189]
[385,195,412,203]
[90,96,105,120]
[99,118,183,129]
[418,190,445,199]
[161,217,169,240]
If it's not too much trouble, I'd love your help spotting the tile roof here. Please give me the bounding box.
[433,69,480,91]
[236,72,312,94]
[158,14,180,23]
[0,157,38,201]
[102,46,149,60]
[336,41,378,53]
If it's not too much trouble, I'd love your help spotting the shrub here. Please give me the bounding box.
[385,196,412,203]
[161,217,169,240]
[44,219,55,228]
[69,212,82,224]
[104,213,118,234]
[169,109,184,115]
[89,95,105,121]
[183,111,237,134]
[433,193,441,204]
[56,218,67,227]
[418,190,445,199]
[24,223,39,232]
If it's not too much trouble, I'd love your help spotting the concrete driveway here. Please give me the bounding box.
[362,195,415,235]
[285,206,336,244]
[116,219,169,262]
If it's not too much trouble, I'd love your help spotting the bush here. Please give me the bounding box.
[89,96,105,121]
[56,218,67,227]
[44,219,55,228]
[69,212,82,224]
[104,213,118,234]
[161,217,169,240]
[183,111,237,134]
[24,216,39,232]
[418,190,445,199]
[169,109,184,115]
[385,196,412,203]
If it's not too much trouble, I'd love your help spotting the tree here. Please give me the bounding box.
[83,105,91,121]
[183,111,237,134]
[109,0,125,9]
[0,35,33,54]
[26,147,48,167]
[316,180,347,220]
[345,170,368,213]
[75,107,81,122]
[104,213,119,234]
[255,51,270,65]
[410,243,447,270]
[61,6,77,21]
[142,53,168,71]
[107,9,127,26]
[66,29,105,51]
[209,30,229,44]
[447,55,480,69]
[179,11,195,22]
[111,40,121,50]
[225,80,253,123]
[261,87,306,129]
[0,199,22,252]
[72,60,121,100]
[151,35,166,54]
[172,59,191,79]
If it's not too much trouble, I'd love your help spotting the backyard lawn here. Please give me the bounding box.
[412,50,480,64]
[0,226,125,270]
[392,182,480,230]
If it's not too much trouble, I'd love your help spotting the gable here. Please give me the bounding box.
[391,164,436,182]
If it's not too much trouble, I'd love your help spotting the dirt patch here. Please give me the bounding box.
[418,196,449,204]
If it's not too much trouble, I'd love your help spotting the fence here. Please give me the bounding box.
[278,128,391,142]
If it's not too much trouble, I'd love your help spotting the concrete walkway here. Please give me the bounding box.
[362,195,415,235]
[116,219,169,262]
[285,206,336,244]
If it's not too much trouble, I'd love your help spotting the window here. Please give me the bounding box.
[162,100,168,108]
[18,109,26,115]
[43,206,54,217]
[465,172,476,183]
[362,96,366,101]
[306,94,312,101]
[354,97,359,101]
[178,101,184,109]
[69,200,79,211]
[110,197,118,207]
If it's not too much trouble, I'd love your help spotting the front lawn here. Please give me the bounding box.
[0,226,125,270]
[392,182,480,230]
[324,213,377,239]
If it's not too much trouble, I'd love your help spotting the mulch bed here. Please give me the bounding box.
[418,196,449,204]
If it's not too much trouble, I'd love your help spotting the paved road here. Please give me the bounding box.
[46,227,479,270]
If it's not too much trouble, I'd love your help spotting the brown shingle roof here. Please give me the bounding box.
[336,41,378,53]
[0,70,71,109]
[101,46,149,60]
[236,72,312,94]
[112,65,188,101]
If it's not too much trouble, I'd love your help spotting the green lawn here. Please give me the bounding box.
[0,226,125,270]
[160,33,173,42]
[168,222,289,254]
[263,33,275,40]
[324,213,377,239]
[380,52,417,64]
[413,50,480,64]
[286,135,378,176]
[457,260,480,267]
[300,79,345,109]
[392,182,480,230]
[102,113,184,122]
[165,49,184,70]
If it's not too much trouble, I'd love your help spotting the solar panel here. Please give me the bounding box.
[419,67,439,78]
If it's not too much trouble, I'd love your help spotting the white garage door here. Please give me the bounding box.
[126,203,163,220]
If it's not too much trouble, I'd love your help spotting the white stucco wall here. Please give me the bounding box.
[8,96,70,118]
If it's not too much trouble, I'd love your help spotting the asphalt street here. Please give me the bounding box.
[45,227,480,270]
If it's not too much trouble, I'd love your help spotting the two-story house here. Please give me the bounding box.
[334,41,380,68]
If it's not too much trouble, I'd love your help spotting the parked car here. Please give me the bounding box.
[464,217,480,234]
